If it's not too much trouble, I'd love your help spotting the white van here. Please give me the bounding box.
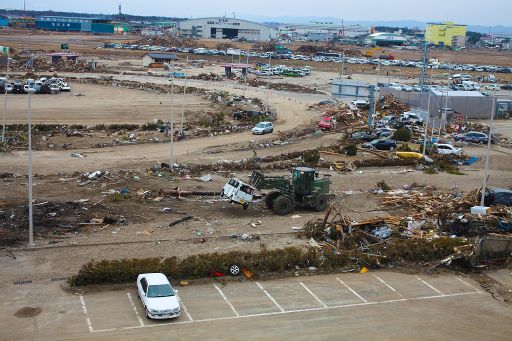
[221,178,255,209]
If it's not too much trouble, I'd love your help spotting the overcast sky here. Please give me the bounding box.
[1,0,510,26]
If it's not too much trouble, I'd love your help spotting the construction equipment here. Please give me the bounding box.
[249,167,335,216]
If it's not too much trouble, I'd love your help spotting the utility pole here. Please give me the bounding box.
[480,90,497,207]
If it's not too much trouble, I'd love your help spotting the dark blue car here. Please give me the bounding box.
[362,139,397,151]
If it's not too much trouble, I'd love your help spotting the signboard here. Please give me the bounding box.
[0,46,9,54]
[61,43,69,50]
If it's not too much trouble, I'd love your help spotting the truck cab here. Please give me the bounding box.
[221,178,255,209]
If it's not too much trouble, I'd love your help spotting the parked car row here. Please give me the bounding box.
[0,77,70,94]
[101,43,512,74]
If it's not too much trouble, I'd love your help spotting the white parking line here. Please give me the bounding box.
[91,291,482,333]
[126,292,145,327]
[177,294,193,321]
[256,282,285,312]
[373,275,400,293]
[336,278,368,303]
[213,283,240,317]
[299,282,328,308]
[79,295,93,333]
[456,277,482,293]
[416,277,443,295]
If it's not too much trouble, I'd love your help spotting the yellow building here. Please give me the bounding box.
[425,22,467,47]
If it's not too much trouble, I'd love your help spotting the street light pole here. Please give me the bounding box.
[480,90,497,207]
[27,88,35,246]
[265,54,271,113]
[180,56,188,135]
[169,64,175,167]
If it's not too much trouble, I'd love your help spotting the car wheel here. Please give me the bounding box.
[228,264,241,276]
[479,140,485,144]
[145,308,149,319]
[270,129,273,133]
[243,203,249,210]
[220,190,224,197]
[389,146,395,151]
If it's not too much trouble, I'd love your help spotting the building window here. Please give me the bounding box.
[207,21,214,24]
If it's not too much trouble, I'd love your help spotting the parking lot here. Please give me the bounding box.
[79,272,481,333]
[4,271,512,340]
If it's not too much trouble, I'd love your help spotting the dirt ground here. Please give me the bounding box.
[1,31,511,286]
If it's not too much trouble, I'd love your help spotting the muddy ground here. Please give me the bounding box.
[0,31,511,285]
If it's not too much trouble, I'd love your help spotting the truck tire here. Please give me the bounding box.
[265,191,280,209]
[314,194,328,212]
[273,195,293,216]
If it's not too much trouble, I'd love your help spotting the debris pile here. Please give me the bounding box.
[190,73,224,81]
[134,35,204,48]
[377,93,410,115]
[245,78,323,94]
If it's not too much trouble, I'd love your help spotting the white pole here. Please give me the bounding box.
[480,90,497,206]
[27,89,34,246]
[423,84,432,155]
[169,64,174,167]
[180,56,188,135]
[2,50,8,143]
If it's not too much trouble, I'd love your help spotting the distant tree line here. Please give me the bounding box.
[0,9,185,22]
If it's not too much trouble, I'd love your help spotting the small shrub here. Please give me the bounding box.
[423,167,438,174]
[344,144,357,156]
[393,127,411,142]
[397,143,412,152]
[303,150,320,165]
[376,180,391,191]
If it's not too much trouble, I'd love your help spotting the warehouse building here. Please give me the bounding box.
[367,32,407,46]
[425,22,467,48]
[178,17,276,41]
[35,16,128,34]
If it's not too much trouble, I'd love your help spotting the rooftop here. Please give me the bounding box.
[144,52,178,59]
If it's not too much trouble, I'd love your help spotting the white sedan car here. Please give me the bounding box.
[435,143,462,156]
[137,273,180,319]
[251,121,273,135]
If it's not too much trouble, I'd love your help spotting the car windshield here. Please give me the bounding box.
[256,123,266,128]
[147,284,175,298]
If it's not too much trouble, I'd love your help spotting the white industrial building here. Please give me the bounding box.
[279,23,370,41]
[178,17,277,41]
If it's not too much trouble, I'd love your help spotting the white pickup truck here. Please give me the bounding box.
[221,178,256,210]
